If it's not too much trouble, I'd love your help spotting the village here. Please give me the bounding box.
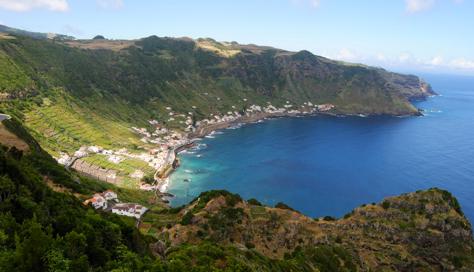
[57,100,335,206]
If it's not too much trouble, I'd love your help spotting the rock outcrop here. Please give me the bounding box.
[152,189,474,271]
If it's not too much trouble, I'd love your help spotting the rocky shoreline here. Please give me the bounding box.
[154,105,426,201]
[154,110,343,197]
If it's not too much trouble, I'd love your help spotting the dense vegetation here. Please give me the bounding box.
[0,127,153,271]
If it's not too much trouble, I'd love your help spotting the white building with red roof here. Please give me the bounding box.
[89,194,107,210]
[111,203,148,219]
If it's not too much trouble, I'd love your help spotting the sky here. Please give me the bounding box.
[0,0,473,75]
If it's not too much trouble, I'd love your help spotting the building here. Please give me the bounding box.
[84,190,118,209]
[111,203,148,219]
[317,104,335,112]
[89,194,107,210]
[102,190,118,201]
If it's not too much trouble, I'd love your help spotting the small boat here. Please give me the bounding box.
[183,178,191,182]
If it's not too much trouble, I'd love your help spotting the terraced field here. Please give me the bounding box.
[20,92,158,189]
[81,154,155,188]
[24,96,147,156]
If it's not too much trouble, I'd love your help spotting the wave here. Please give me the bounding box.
[227,123,243,130]
[192,143,207,150]
[425,109,443,113]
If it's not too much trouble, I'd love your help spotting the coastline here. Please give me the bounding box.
[153,110,341,198]
[153,106,425,201]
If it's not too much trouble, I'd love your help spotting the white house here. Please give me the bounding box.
[89,194,107,210]
[88,145,103,153]
[102,190,118,201]
[111,203,148,219]
[84,190,119,210]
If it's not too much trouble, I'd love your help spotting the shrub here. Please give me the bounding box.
[382,201,391,209]
[343,212,353,219]
[247,198,262,206]
[141,174,155,185]
[180,212,194,225]
[245,242,255,249]
[275,202,297,212]
[191,190,242,212]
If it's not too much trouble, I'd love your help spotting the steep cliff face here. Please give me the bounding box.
[0,32,437,162]
[152,189,473,271]
[0,33,433,118]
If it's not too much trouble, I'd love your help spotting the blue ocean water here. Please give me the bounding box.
[168,74,474,223]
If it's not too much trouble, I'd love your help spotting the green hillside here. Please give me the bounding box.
[0,30,436,191]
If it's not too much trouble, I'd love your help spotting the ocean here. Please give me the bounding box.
[168,73,474,223]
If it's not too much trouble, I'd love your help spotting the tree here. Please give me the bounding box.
[141,174,155,185]
[43,249,71,272]
[0,176,14,202]
[15,219,53,271]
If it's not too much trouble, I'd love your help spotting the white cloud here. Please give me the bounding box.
[428,56,444,66]
[450,58,474,69]
[398,52,413,63]
[309,0,320,8]
[61,24,83,36]
[323,48,474,75]
[376,53,387,61]
[97,0,123,10]
[405,0,463,13]
[0,0,68,12]
[334,48,360,62]
[405,0,435,13]
[291,0,320,9]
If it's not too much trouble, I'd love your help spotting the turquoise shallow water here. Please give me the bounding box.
[168,74,474,222]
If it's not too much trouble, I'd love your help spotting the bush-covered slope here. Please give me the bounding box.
[0,119,155,271]
[148,189,474,271]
